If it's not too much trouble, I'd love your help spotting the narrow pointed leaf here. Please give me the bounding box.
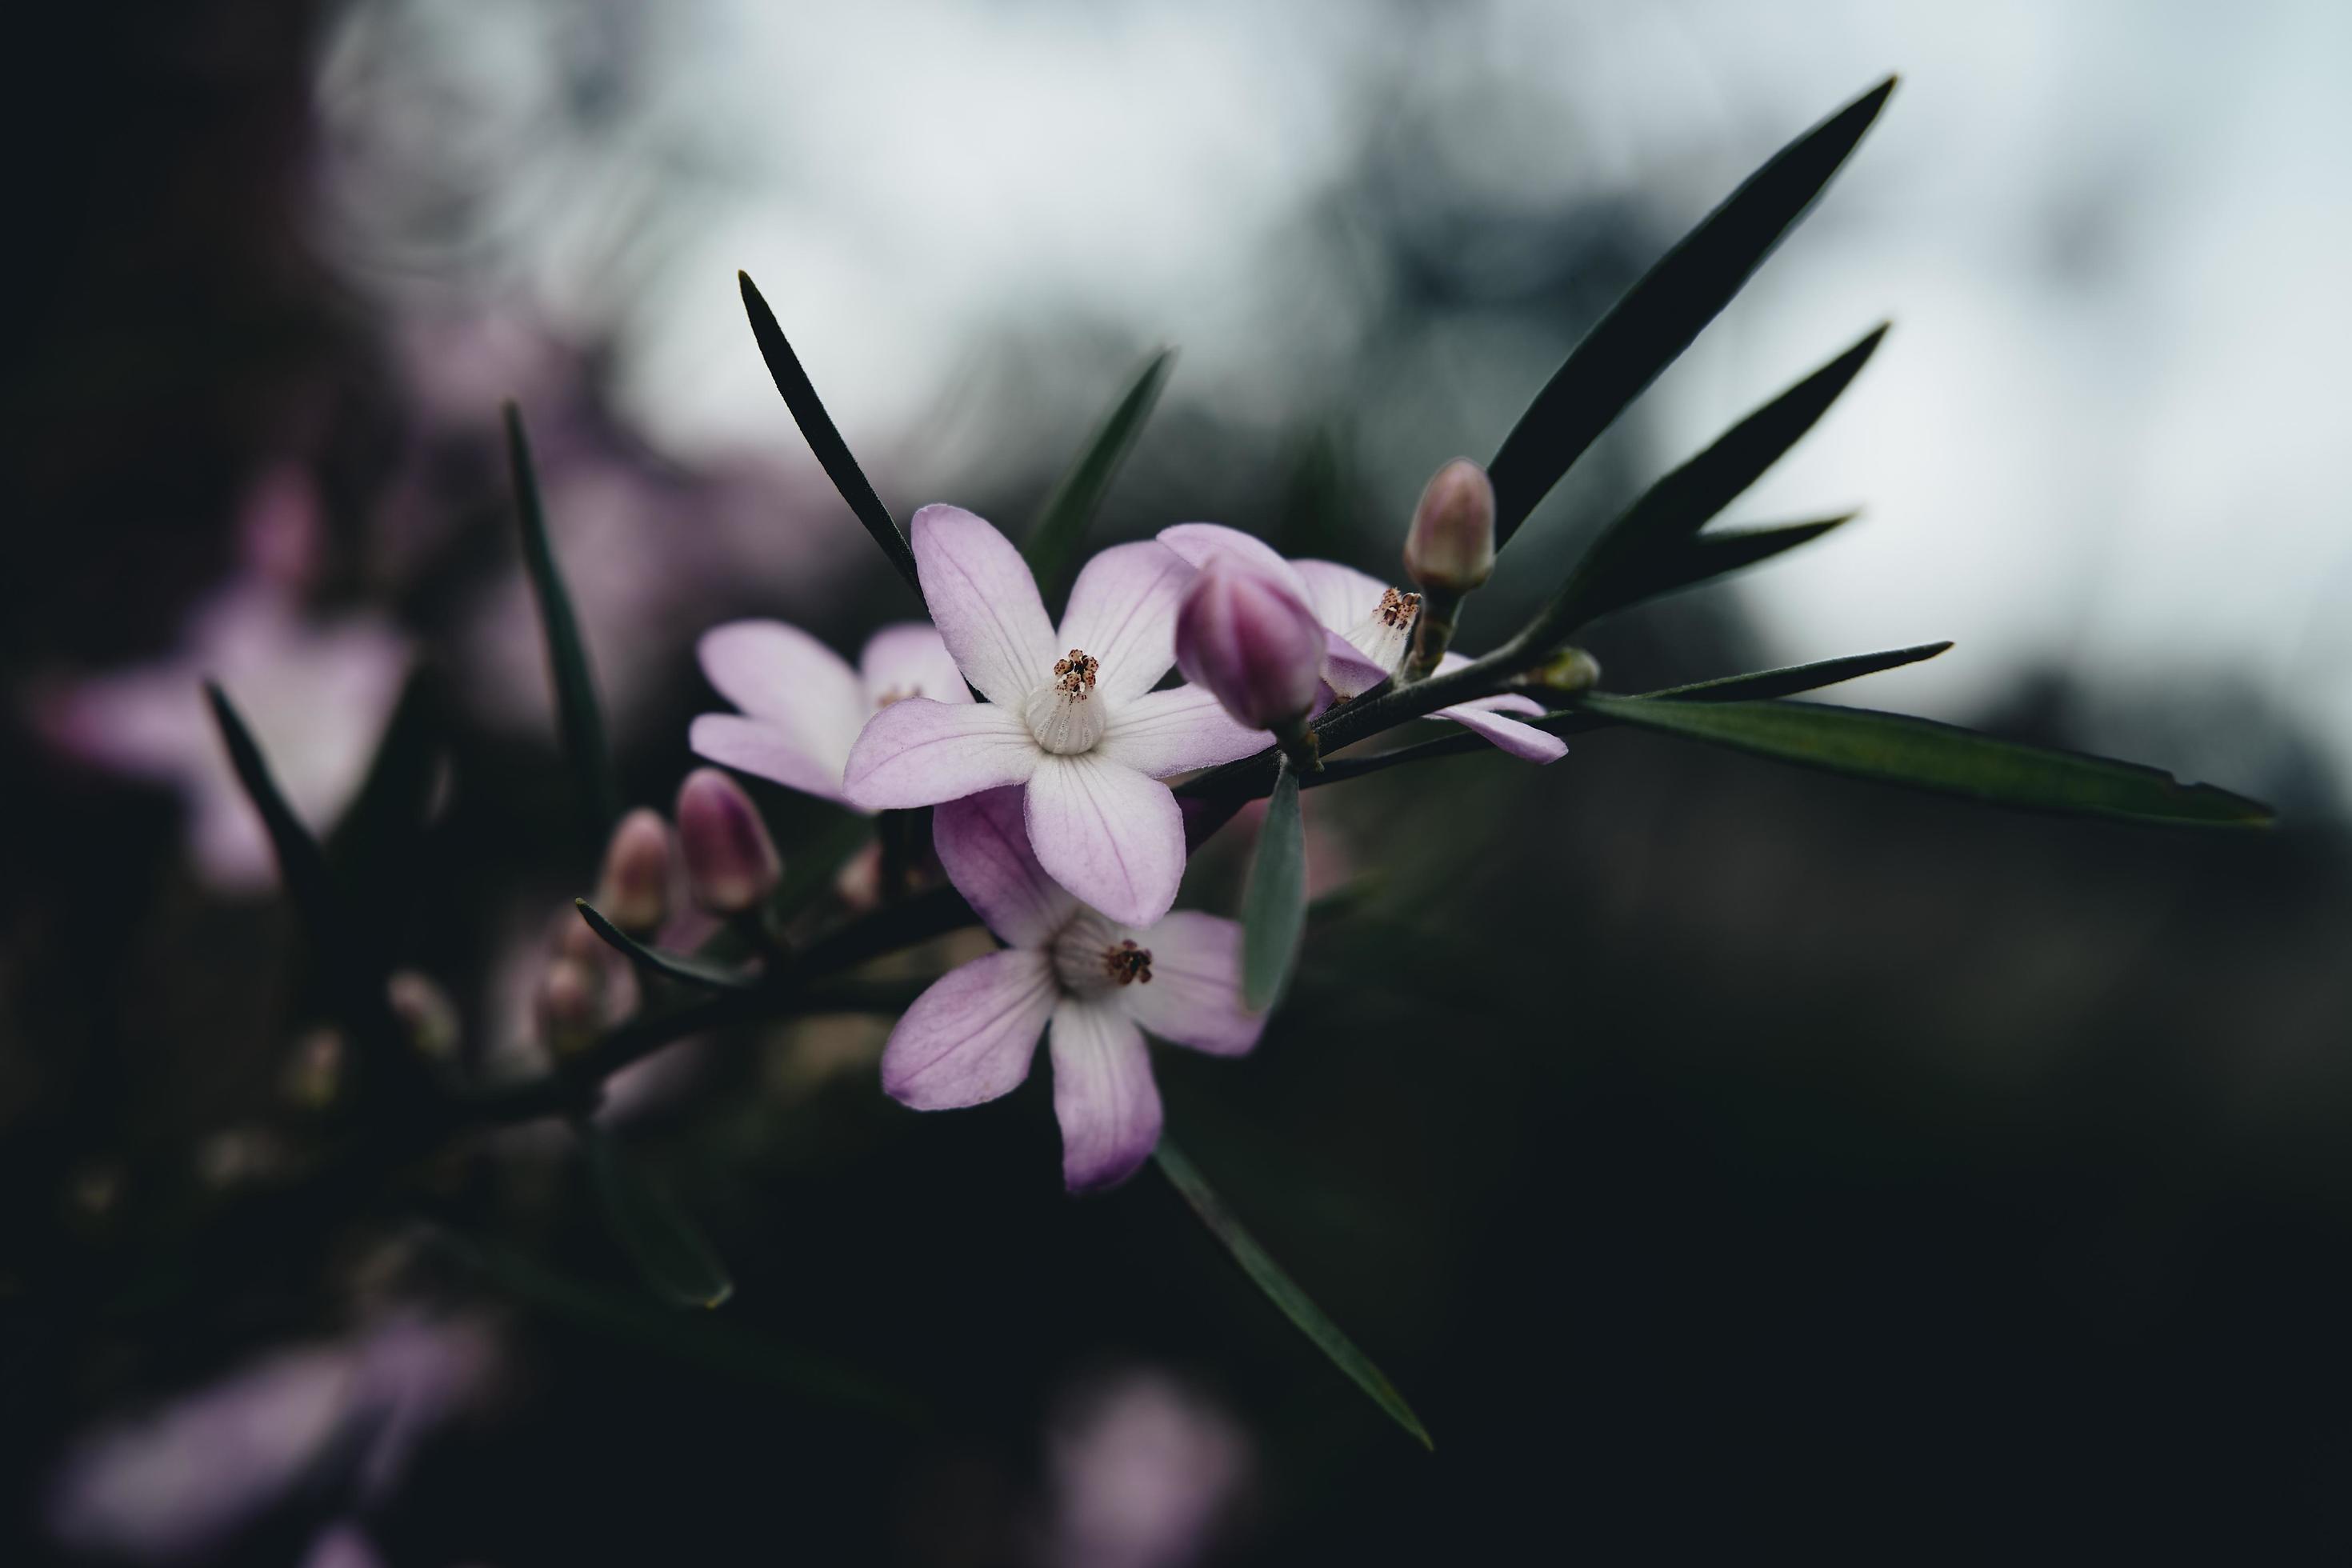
[1025,348,1175,602]
[580,1120,735,1309]
[575,900,759,992]
[1154,1138,1431,1450]
[506,403,620,847]
[738,270,919,594]
[328,664,443,936]
[1240,757,1307,1011]
[1582,515,1854,622]
[1579,694,2274,827]
[1643,642,1951,703]
[1487,78,1896,546]
[1513,325,1886,651]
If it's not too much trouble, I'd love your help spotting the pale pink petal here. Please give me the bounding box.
[690,713,853,804]
[1433,704,1568,762]
[1320,630,1392,699]
[841,698,1039,810]
[1121,911,1265,1056]
[1050,998,1162,1192]
[882,948,1058,1110]
[1291,559,1388,636]
[698,620,867,757]
[910,505,1057,706]
[1025,753,1185,926]
[858,622,971,706]
[1155,523,1312,599]
[1097,685,1270,776]
[934,786,1079,949]
[1450,691,1546,717]
[1055,541,1194,702]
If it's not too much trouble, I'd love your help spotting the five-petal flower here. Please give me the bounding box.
[882,786,1266,1191]
[842,506,1267,926]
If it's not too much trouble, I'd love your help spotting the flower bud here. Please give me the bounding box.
[1402,458,1495,594]
[535,954,602,1054]
[595,808,672,934]
[1174,557,1326,731]
[674,768,782,914]
[1526,646,1602,694]
[386,970,461,1060]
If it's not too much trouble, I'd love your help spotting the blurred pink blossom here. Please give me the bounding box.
[1041,1369,1252,1568]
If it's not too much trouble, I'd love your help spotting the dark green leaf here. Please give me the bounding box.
[1513,325,1886,650]
[1642,642,1952,703]
[328,664,443,932]
[1487,78,1895,546]
[580,1119,735,1309]
[1578,694,2274,827]
[1154,1138,1431,1450]
[1025,348,1175,603]
[738,270,920,594]
[1241,758,1307,1012]
[506,403,620,849]
[575,900,759,992]
[1582,515,1855,623]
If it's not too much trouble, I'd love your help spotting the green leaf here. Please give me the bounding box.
[1514,326,1886,651]
[1240,757,1307,1011]
[579,1119,735,1309]
[1641,642,1952,703]
[1025,348,1175,603]
[505,403,620,850]
[1486,78,1896,548]
[1154,1138,1431,1450]
[1582,515,1855,623]
[738,270,920,594]
[1578,694,2275,827]
[327,664,443,942]
[575,900,759,992]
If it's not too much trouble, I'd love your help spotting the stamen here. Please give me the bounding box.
[1377,586,1422,630]
[1026,647,1109,754]
[1102,939,1153,986]
[1053,649,1099,699]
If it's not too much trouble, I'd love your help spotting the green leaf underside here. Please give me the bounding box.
[738,271,920,594]
[1240,759,1308,1012]
[1486,76,1895,548]
[505,404,621,848]
[1025,348,1176,603]
[1518,324,1886,650]
[576,900,759,991]
[580,1120,736,1309]
[1153,1138,1431,1450]
[1580,694,2274,826]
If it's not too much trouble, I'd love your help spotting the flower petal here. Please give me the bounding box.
[933,786,1078,949]
[698,620,867,754]
[1055,541,1193,702]
[1122,910,1265,1056]
[858,622,971,706]
[882,948,1057,1110]
[1049,998,1162,1192]
[1449,691,1546,718]
[910,505,1057,706]
[1433,704,1569,762]
[689,713,852,805]
[1156,523,1312,598]
[1025,752,1185,926]
[1290,559,1387,637]
[1320,630,1392,699]
[842,698,1039,810]
[1098,684,1270,776]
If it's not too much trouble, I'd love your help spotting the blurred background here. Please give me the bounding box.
[5,0,2350,1560]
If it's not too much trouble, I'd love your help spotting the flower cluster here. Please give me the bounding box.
[689,491,1552,1188]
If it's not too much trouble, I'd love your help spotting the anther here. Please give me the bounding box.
[1102,939,1154,986]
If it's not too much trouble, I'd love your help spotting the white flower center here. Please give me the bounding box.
[1345,586,1421,676]
[1023,647,1106,755]
[1051,911,1152,996]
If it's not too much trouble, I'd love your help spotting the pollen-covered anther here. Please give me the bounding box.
[1377,587,1422,630]
[1053,650,1100,700]
[1102,939,1154,986]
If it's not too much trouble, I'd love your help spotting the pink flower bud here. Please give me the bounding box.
[595,808,672,934]
[1173,557,1326,731]
[1402,458,1495,594]
[674,768,782,914]
[534,955,602,1054]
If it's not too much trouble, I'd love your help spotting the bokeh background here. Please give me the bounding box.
[6,1,2351,1561]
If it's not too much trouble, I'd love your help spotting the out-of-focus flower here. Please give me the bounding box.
[46,1312,498,1564]
[1173,557,1326,732]
[674,767,782,914]
[844,508,1266,925]
[1160,525,1566,762]
[300,1521,385,1568]
[884,788,1264,1191]
[1401,458,1497,595]
[1042,1369,1252,1568]
[595,807,674,934]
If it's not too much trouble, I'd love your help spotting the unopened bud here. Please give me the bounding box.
[675,768,782,914]
[386,970,460,1060]
[1526,646,1602,694]
[596,808,673,934]
[535,954,602,1055]
[1402,458,1495,594]
[285,1026,349,1109]
[1174,556,1326,731]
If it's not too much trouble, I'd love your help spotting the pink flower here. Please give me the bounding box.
[690,618,968,808]
[842,506,1268,926]
[1173,557,1326,730]
[883,788,1266,1192]
[1158,524,1566,763]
